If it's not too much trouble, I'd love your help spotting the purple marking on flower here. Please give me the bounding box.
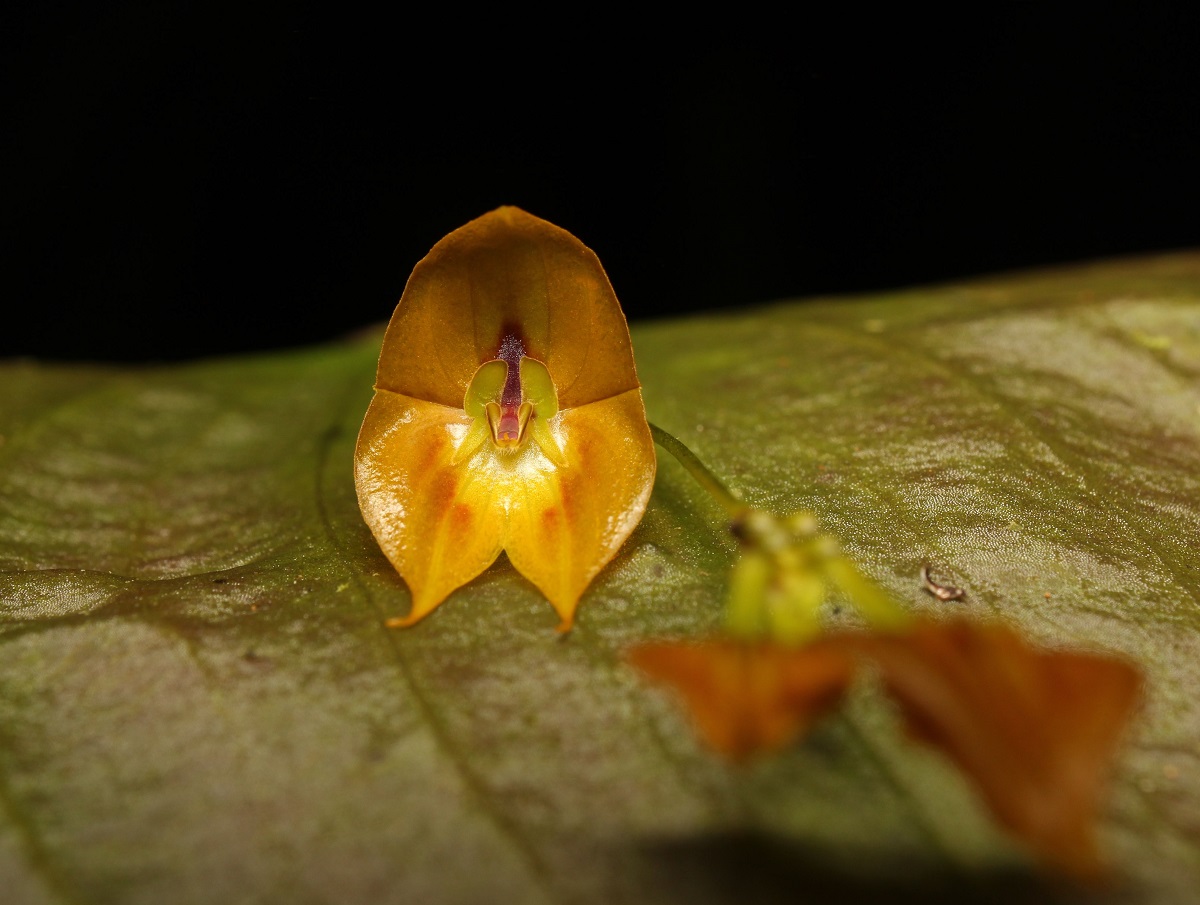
[499,331,525,408]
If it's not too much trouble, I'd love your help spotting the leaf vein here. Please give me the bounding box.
[310,374,564,905]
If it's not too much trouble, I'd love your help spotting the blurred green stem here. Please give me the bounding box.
[649,423,746,518]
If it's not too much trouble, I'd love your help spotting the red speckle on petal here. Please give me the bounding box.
[451,502,473,531]
[427,469,457,512]
[558,478,577,522]
[414,434,446,476]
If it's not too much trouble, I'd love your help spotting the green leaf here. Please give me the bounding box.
[3,252,1200,903]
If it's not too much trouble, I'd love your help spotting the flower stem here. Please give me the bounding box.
[649,422,914,635]
[649,423,747,518]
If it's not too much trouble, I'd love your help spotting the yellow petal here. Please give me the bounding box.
[355,390,507,625]
[503,389,655,630]
[374,207,641,410]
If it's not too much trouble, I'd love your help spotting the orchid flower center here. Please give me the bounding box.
[492,333,531,447]
[454,332,566,465]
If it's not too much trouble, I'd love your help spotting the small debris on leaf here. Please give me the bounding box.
[920,565,965,602]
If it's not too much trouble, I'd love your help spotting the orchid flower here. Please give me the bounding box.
[630,620,1141,879]
[626,485,1142,879]
[355,207,655,630]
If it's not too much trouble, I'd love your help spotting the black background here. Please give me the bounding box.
[4,6,1199,362]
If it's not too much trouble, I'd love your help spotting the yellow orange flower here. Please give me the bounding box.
[355,207,656,630]
[629,620,1142,878]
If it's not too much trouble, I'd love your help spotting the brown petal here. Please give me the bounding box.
[627,640,857,762]
[374,207,642,411]
[853,620,1142,879]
